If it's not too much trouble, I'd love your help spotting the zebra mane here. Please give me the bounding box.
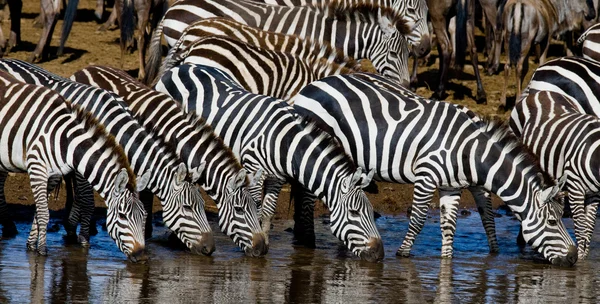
[477,116,554,188]
[319,0,412,36]
[297,116,357,172]
[70,103,136,191]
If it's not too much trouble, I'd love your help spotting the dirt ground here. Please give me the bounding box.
[2,0,573,219]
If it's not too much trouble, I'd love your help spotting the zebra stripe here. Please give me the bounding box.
[159,18,366,99]
[290,72,577,265]
[0,59,215,256]
[579,23,600,62]
[519,56,600,260]
[510,90,600,261]
[155,63,384,261]
[146,0,412,87]
[252,0,430,56]
[71,65,268,256]
[0,75,146,260]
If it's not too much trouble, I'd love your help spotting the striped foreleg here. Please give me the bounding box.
[72,173,95,245]
[439,189,460,258]
[0,172,17,237]
[579,194,600,260]
[397,175,436,257]
[257,176,285,245]
[470,187,499,253]
[291,182,316,248]
[26,166,60,255]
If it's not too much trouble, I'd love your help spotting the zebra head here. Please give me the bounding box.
[522,177,577,266]
[373,14,412,88]
[330,167,383,262]
[106,168,148,262]
[394,0,430,57]
[219,169,268,257]
[162,163,214,256]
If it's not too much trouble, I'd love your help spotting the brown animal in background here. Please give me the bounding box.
[427,0,487,103]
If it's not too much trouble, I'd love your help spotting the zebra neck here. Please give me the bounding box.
[202,162,239,206]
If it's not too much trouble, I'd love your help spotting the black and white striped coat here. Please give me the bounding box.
[145,0,411,86]
[578,23,600,62]
[290,72,577,265]
[155,63,384,262]
[0,59,215,256]
[518,56,600,259]
[0,73,146,260]
[154,18,367,100]
[71,65,268,256]
[510,89,600,260]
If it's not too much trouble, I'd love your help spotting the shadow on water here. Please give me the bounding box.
[0,211,599,302]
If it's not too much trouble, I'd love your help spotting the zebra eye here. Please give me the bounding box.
[118,212,127,220]
[234,206,244,213]
[548,218,558,226]
[349,209,360,217]
[183,204,193,211]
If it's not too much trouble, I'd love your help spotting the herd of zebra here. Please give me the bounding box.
[5,0,600,270]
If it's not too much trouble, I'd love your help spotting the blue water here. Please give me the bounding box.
[0,210,598,303]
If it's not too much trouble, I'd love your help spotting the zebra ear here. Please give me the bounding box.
[539,186,554,203]
[360,169,375,189]
[350,167,363,186]
[556,175,568,189]
[190,162,206,183]
[378,13,396,37]
[228,169,248,192]
[114,168,129,195]
[175,163,187,185]
[249,168,264,187]
[136,171,151,192]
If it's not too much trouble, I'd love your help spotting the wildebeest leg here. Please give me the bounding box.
[7,0,22,52]
[467,0,486,103]
[500,28,510,109]
[95,0,104,20]
[29,0,59,62]
[428,3,451,100]
[515,35,534,104]
[409,51,418,91]
[136,0,151,80]
[0,172,17,237]
[98,5,117,31]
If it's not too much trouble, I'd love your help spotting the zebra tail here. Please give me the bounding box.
[155,44,184,87]
[455,0,468,68]
[144,17,165,85]
[57,0,79,56]
[121,0,136,52]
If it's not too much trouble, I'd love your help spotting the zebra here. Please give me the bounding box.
[0,72,147,260]
[0,59,216,256]
[157,20,369,100]
[578,23,600,62]
[145,0,412,88]
[517,56,600,259]
[289,72,577,265]
[248,0,430,57]
[510,89,600,261]
[155,63,384,262]
[70,65,268,257]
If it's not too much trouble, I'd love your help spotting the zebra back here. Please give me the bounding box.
[579,23,600,62]
[148,0,412,86]
[71,65,268,256]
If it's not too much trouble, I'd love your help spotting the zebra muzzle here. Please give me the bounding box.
[128,245,147,263]
[194,232,215,256]
[359,237,384,262]
[551,245,578,267]
[245,233,268,257]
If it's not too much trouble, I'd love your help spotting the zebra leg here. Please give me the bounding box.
[439,189,460,258]
[291,181,316,248]
[579,194,600,260]
[469,187,499,253]
[140,189,154,239]
[26,168,50,255]
[397,176,435,257]
[63,173,79,243]
[73,173,95,245]
[259,177,285,245]
[568,187,589,260]
[0,171,17,237]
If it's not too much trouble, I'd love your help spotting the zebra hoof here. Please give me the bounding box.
[64,233,79,244]
[26,243,37,252]
[396,248,411,257]
[37,247,48,256]
[78,235,90,247]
